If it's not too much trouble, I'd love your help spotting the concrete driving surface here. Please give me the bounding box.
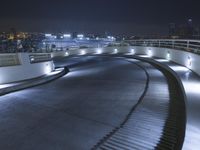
[0,56,186,150]
[0,56,150,150]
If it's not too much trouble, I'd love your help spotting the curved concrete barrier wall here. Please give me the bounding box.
[52,46,200,76]
[51,46,199,149]
[0,53,54,84]
[129,46,200,75]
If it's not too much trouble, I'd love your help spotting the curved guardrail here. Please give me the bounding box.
[124,39,200,55]
[0,53,20,67]
[29,53,52,63]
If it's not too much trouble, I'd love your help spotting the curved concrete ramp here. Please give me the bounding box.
[0,56,185,150]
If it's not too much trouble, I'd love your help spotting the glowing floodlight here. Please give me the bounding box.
[131,49,135,54]
[45,64,52,74]
[167,51,170,60]
[107,36,115,41]
[80,50,86,55]
[65,52,69,56]
[147,49,152,57]
[77,34,84,38]
[114,49,118,54]
[96,49,102,54]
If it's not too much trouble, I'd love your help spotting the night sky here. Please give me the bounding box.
[0,0,200,35]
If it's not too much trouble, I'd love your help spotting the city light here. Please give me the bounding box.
[77,34,84,38]
[45,34,52,37]
[114,49,118,54]
[63,34,71,38]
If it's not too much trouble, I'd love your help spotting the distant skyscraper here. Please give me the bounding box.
[169,19,196,39]
[193,27,200,39]
[187,19,193,27]
[187,19,194,38]
[169,23,176,36]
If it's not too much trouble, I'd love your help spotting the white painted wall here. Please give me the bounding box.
[0,53,54,84]
[130,46,200,75]
[52,46,200,76]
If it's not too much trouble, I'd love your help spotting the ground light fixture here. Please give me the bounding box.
[96,49,102,54]
[65,52,69,56]
[114,49,118,54]
[131,49,135,54]
[80,50,86,55]
[77,34,84,39]
[45,63,52,74]
[147,49,152,57]
[167,51,170,60]
[187,56,192,68]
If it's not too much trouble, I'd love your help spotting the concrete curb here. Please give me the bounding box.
[0,67,69,96]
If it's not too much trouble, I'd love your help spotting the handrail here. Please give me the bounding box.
[29,53,52,63]
[124,39,200,55]
[0,54,20,67]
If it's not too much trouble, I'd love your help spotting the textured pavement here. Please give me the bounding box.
[0,56,148,150]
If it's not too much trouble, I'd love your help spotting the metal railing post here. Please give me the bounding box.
[172,40,175,49]
[187,41,189,50]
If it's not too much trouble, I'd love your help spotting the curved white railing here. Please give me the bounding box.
[0,53,54,84]
[124,39,200,54]
[0,54,20,67]
[50,45,200,150]
[29,53,52,63]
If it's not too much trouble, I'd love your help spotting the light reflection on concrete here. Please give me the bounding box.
[0,83,17,89]
[169,66,189,72]
[138,55,151,58]
[151,57,200,150]
[155,59,170,63]
[182,124,200,150]
[183,81,200,94]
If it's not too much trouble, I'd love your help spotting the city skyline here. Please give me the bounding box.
[0,0,200,35]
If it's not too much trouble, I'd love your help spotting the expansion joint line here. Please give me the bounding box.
[92,61,150,149]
